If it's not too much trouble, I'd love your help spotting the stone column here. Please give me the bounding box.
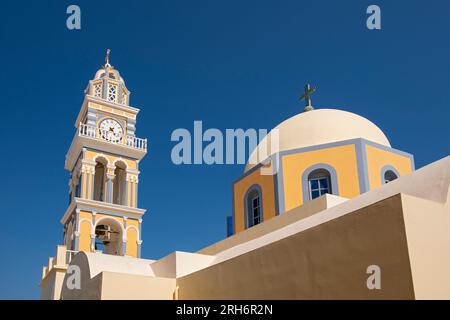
[137,219,143,258]
[135,178,139,208]
[90,167,95,200]
[74,209,80,251]
[74,231,80,252]
[78,169,84,199]
[90,211,97,251]
[124,173,130,207]
[106,174,115,203]
[137,240,143,258]
[122,217,128,256]
[90,234,96,252]
[129,176,135,207]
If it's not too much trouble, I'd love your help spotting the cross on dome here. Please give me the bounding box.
[299,83,316,112]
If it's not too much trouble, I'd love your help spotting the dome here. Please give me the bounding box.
[245,108,390,172]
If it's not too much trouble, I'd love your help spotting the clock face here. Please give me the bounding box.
[99,118,124,143]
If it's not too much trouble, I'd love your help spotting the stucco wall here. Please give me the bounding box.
[401,194,450,299]
[100,272,176,300]
[178,194,415,299]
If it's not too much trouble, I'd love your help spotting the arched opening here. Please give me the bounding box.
[64,222,74,251]
[113,161,127,205]
[94,219,123,256]
[74,173,81,198]
[246,187,262,228]
[93,158,107,201]
[384,170,398,184]
[308,168,331,200]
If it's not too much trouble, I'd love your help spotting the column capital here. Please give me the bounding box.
[81,159,96,166]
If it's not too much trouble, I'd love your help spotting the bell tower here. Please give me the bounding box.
[62,49,147,258]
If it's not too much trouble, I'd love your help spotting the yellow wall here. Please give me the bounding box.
[282,144,360,211]
[89,101,136,120]
[78,211,93,252]
[365,145,413,190]
[126,222,138,257]
[233,165,276,234]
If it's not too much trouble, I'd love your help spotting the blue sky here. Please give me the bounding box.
[0,0,449,299]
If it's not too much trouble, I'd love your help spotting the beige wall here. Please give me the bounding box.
[401,194,450,299]
[178,195,415,299]
[40,269,67,300]
[200,194,347,256]
[61,252,175,300]
[100,272,176,300]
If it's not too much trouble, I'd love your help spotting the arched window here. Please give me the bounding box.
[94,219,123,256]
[308,168,332,200]
[302,164,339,203]
[384,170,398,184]
[381,166,400,185]
[113,161,127,205]
[245,186,263,228]
[64,222,74,251]
[74,174,81,198]
[93,158,107,201]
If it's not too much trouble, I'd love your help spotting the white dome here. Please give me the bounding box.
[245,109,390,172]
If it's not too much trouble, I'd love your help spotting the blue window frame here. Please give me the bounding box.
[308,169,331,200]
[246,187,263,228]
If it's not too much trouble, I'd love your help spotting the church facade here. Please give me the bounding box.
[40,53,450,300]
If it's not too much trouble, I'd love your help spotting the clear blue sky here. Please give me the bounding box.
[0,0,448,299]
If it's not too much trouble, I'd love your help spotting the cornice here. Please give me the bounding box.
[60,197,146,225]
[74,95,141,128]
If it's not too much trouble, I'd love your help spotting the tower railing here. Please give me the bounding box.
[78,123,147,151]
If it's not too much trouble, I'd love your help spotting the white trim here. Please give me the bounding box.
[65,133,147,171]
[60,197,146,225]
